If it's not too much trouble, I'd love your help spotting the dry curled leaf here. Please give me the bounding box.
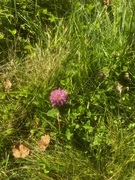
[103,0,110,5]
[126,86,129,91]
[38,134,51,151]
[3,79,12,92]
[12,143,30,158]
[124,72,131,81]
[116,83,123,94]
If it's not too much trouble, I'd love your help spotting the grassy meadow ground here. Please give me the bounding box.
[0,0,135,179]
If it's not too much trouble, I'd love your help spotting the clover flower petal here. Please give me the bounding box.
[50,88,68,107]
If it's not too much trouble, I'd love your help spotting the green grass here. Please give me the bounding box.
[0,0,135,179]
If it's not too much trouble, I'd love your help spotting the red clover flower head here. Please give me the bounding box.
[50,88,68,107]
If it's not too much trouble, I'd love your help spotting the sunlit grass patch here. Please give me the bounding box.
[0,0,135,179]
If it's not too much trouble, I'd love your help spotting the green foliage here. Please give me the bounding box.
[0,0,135,179]
[0,0,71,62]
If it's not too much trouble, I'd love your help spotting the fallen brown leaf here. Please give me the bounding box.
[38,134,51,151]
[3,79,12,92]
[12,143,30,158]
[103,0,110,5]
[116,83,123,94]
